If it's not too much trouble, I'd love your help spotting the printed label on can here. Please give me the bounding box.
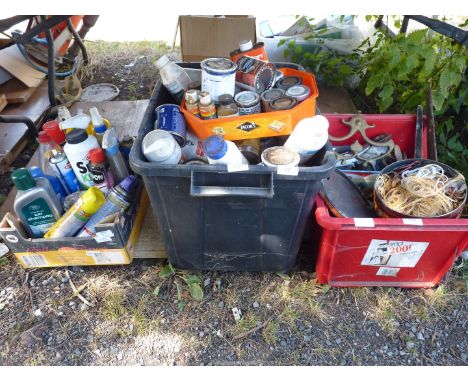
[236,121,260,132]
[268,120,286,132]
[376,267,400,277]
[361,239,429,268]
[239,104,261,116]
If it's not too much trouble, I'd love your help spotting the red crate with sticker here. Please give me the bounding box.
[313,113,468,288]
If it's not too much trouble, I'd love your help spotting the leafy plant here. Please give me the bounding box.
[154,263,204,311]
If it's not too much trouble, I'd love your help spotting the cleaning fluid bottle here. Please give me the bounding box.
[37,131,69,197]
[89,107,109,146]
[102,128,129,183]
[12,168,63,238]
[203,135,249,165]
[155,54,191,103]
[284,115,329,164]
[78,175,138,237]
[44,187,105,238]
[29,166,66,202]
[89,147,114,194]
[63,129,100,189]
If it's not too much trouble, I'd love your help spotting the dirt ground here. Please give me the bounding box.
[0,41,467,366]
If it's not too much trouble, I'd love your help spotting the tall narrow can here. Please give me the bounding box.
[48,149,80,194]
[155,104,187,147]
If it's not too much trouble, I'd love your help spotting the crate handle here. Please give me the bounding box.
[190,171,274,198]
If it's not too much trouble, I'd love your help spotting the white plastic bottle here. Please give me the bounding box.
[155,54,191,100]
[284,115,329,164]
[142,130,181,164]
[63,129,100,189]
[203,135,249,166]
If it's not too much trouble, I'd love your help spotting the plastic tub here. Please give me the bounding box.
[130,78,335,272]
[312,113,468,287]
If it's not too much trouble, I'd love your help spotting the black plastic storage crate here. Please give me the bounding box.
[130,63,335,271]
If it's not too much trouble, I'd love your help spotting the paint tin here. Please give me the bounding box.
[237,139,261,164]
[142,130,182,164]
[275,76,302,91]
[234,91,261,115]
[154,104,187,146]
[201,58,237,103]
[260,88,286,112]
[266,96,298,112]
[261,146,300,168]
[285,85,311,102]
[236,56,276,94]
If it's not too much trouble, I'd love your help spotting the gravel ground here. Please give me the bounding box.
[0,41,467,366]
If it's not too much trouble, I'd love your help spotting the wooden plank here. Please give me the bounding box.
[69,100,149,139]
[134,207,167,259]
[0,78,43,104]
[0,94,7,112]
[0,81,49,168]
[317,87,358,114]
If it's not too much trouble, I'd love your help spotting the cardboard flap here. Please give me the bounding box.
[0,45,46,88]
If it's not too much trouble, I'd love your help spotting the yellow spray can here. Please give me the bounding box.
[44,187,105,238]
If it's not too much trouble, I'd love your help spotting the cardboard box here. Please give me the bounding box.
[0,189,148,268]
[179,15,256,61]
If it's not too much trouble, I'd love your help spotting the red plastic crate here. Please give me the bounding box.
[313,113,468,288]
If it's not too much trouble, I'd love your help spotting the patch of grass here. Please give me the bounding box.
[279,306,300,329]
[262,320,279,345]
[425,285,449,311]
[373,290,399,334]
[412,304,430,323]
[230,311,260,338]
[101,291,127,320]
[128,294,159,336]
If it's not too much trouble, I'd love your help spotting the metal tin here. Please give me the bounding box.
[236,56,276,93]
[275,76,302,91]
[234,91,261,115]
[154,104,187,146]
[237,139,261,164]
[260,88,286,112]
[201,58,237,103]
[181,132,207,162]
[273,70,284,86]
[267,96,298,112]
[286,85,311,102]
[261,146,300,168]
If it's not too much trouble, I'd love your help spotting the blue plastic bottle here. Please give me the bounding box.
[29,166,66,201]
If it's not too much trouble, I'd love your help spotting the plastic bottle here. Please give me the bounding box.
[44,187,106,238]
[37,132,69,197]
[155,54,191,102]
[142,130,181,164]
[89,147,114,194]
[284,115,329,164]
[29,166,66,201]
[102,128,129,183]
[12,168,63,238]
[203,135,249,166]
[78,175,138,237]
[217,94,239,118]
[199,92,217,120]
[230,40,269,62]
[89,107,108,146]
[63,129,100,189]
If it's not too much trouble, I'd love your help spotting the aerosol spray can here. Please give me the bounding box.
[78,175,138,237]
[49,149,80,194]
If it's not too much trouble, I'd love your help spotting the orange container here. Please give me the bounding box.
[180,68,318,141]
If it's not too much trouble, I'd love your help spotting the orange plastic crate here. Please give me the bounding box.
[180,68,319,141]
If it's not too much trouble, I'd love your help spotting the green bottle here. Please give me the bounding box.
[12,168,63,238]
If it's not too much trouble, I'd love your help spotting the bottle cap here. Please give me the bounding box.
[29,166,44,178]
[117,175,138,195]
[185,89,199,104]
[239,40,253,52]
[11,168,36,190]
[38,131,52,144]
[218,94,234,106]
[199,92,211,105]
[66,129,88,145]
[155,54,170,69]
[80,187,106,215]
[42,120,66,145]
[90,107,107,134]
[203,135,228,160]
[89,148,106,164]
